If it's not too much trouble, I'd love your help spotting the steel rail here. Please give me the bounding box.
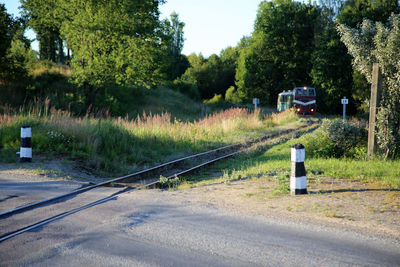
[0,140,242,219]
[0,187,136,243]
[0,149,245,242]
[0,123,314,219]
[0,122,317,242]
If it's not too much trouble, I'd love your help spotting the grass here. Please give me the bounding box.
[180,128,400,190]
[127,87,202,122]
[0,102,299,176]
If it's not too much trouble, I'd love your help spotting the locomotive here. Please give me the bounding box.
[277,86,316,115]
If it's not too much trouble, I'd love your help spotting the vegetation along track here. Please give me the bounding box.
[0,120,318,242]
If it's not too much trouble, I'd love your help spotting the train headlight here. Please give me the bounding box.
[311,109,314,112]
[296,108,300,112]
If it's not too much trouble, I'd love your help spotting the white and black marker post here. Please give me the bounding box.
[20,126,32,162]
[290,144,307,195]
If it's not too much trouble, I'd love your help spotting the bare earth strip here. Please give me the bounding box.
[173,176,400,241]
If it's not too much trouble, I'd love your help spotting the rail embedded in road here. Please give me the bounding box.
[0,121,318,242]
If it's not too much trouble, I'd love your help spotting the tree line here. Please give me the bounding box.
[0,0,187,114]
[0,0,399,118]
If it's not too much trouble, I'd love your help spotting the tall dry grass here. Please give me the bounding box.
[0,104,296,174]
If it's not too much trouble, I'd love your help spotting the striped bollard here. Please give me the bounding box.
[290,144,307,195]
[20,126,32,162]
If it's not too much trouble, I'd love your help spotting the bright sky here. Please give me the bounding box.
[159,0,261,56]
[2,0,261,57]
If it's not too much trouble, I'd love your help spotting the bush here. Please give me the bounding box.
[324,119,367,153]
[159,175,181,189]
[298,118,367,158]
[225,86,241,104]
[203,94,223,105]
[298,129,338,158]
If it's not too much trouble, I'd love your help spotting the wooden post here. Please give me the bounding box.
[367,63,382,159]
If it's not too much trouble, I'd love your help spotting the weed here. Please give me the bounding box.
[159,176,169,188]
[366,204,377,213]
[269,174,290,196]
[244,192,256,198]
[159,175,181,189]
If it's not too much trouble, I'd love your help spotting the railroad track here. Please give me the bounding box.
[0,121,318,243]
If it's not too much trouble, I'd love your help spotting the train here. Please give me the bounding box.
[277,86,316,115]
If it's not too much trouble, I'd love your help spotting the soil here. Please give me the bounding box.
[172,175,400,241]
[1,158,399,241]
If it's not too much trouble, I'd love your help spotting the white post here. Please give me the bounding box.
[253,98,259,110]
[341,97,348,121]
[20,126,32,162]
[290,144,307,195]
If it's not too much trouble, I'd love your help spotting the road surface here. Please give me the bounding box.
[1,175,399,266]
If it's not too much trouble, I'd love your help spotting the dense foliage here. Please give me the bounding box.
[180,47,240,99]
[60,0,166,111]
[338,14,400,159]
[236,0,320,104]
[20,0,67,63]
[0,0,399,121]
[298,119,367,158]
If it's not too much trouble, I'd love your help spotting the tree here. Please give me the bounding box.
[219,46,240,96]
[235,0,321,104]
[180,48,240,100]
[318,0,346,21]
[338,0,399,28]
[181,53,213,99]
[336,0,399,113]
[0,4,15,80]
[60,0,166,109]
[165,11,184,57]
[311,24,353,114]
[0,4,38,106]
[310,0,354,114]
[0,5,36,81]
[338,14,400,158]
[162,11,188,80]
[21,0,67,63]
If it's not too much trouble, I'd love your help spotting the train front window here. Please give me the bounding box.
[308,88,315,96]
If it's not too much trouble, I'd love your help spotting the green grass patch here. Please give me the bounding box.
[185,132,400,189]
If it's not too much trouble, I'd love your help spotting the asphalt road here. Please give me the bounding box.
[1,176,399,266]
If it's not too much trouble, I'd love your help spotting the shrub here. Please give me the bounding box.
[203,94,223,105]
[159,175,181,189]
[225,86,241,104]
[324,119,367,154]
[298,129,338,158]
[298,118,367,158]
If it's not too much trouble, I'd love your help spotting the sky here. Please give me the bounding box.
[159,0,261,56]
[1,0,261,57]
